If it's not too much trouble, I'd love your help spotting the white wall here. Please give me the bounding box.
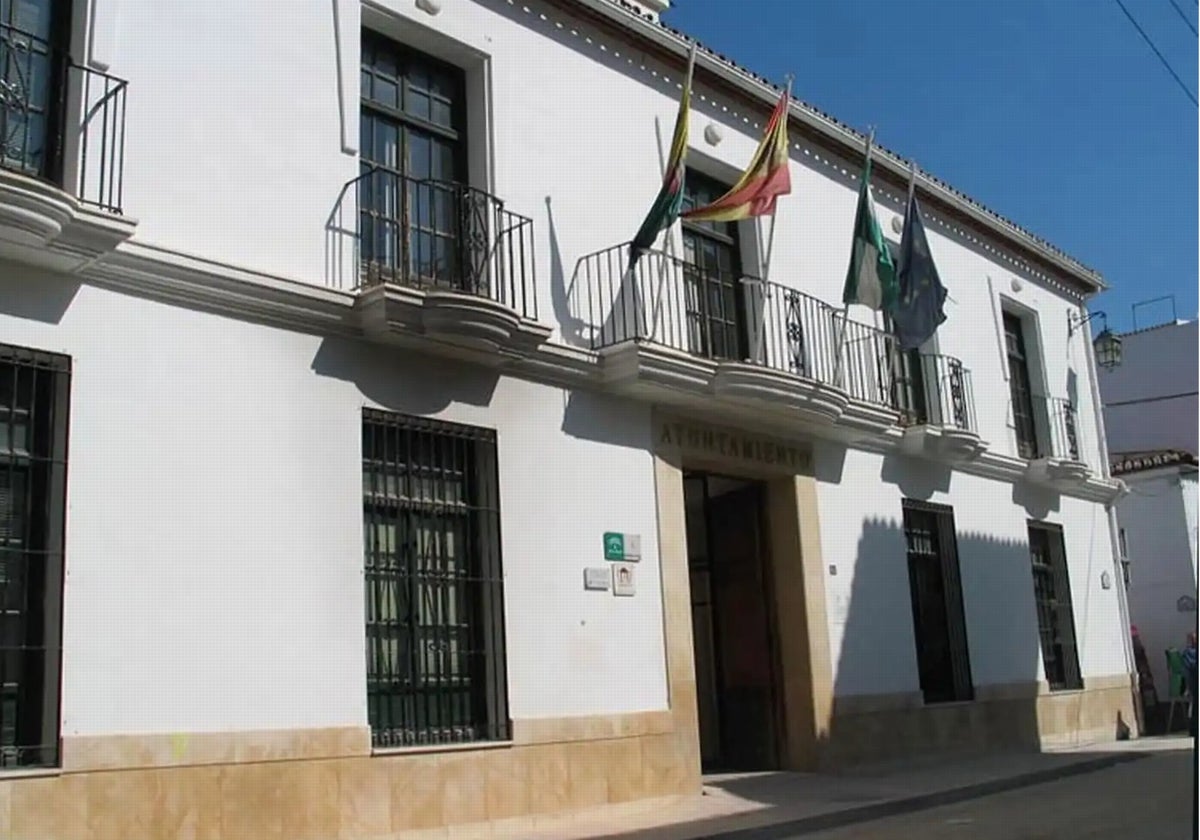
[86,0,1106,469]
[819,446,1127,699]
[0,264,667,737]
[1100,321,1198,456]
[1118,468,1199,697]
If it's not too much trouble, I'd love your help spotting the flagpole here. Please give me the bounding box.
[832,126,874,389]
[647,41,698,341]
[751,74,793,364]
[886,158,919,410]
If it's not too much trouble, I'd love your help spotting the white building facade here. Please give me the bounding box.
[1111,452,1198,707]
[1100,319,1198,457]
[0,0,1135,836]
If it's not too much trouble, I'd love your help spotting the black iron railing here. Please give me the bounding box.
[345,168,537,320]
[1041,396,1081,462]
[893,353,977,433]
[1,22,127,212]
[577,242,901,410]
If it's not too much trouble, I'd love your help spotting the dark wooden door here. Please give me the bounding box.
[707,484,779,770]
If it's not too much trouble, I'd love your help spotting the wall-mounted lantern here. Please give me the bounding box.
[1068,310,1123,371]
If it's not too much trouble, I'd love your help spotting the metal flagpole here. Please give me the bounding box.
[647,41,699,341]
[832,126,874,389]
[886,160,919,410]
[750,74,794,365]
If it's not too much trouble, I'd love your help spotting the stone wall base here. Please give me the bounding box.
[819,675,1137,768]
[0,724,700,840]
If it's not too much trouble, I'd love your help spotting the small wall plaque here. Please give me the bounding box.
[584,568,611,591]
[612,563,636,597]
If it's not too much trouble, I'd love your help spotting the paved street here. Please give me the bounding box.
[799,751,1196,840]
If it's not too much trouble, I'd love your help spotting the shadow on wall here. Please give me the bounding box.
[820,516,1047,768]
[550,106,673,354]
[0,268,80,325]
[559,383,654,453]
[546,195,589,349]
[309,336,500,413]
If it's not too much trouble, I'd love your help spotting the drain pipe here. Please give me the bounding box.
[1077,302,1138,731]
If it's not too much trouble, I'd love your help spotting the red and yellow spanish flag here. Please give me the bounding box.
[682,88,792,222]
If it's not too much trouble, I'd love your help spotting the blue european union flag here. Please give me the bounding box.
[892,193,947,351]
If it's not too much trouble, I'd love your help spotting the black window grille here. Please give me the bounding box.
[361,410,509,747]
[681,170,748,361]
[902,500,974,704]
[1,0,68,182]
[0,342,69,769]
[1028,522,1082,691]
[1003,312,1040,459]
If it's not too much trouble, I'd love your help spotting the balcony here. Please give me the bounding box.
[334,168,549,362]
[574,242,901,437]
[894,353,987,462]
[1025,396,1089,487]
[0,21,132,261]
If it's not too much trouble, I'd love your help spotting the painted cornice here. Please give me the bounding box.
[556,0,1106,296]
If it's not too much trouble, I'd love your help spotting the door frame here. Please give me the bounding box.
[685,471,785,771]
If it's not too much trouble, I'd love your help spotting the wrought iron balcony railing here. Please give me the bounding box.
[344,167,537,320]
[577,242,902,410]
[1041,396,1081,462]
[892,353,977,433]
[1,22,127,213]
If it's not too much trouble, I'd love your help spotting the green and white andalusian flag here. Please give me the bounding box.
[842,154,898,311]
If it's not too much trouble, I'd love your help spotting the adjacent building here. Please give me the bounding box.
[0,0,1136,836]
[1100,319,1198,457]
[1111,451,1198,708]
[1098,319,1199,712]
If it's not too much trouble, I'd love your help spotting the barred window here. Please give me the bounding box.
[902,500,974,704]
[1,343,69,769]
[1028,522,1082,691]
[362,410,509,747]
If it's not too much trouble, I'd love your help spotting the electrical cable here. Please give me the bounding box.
[1166,0,1198,36]
[1114,0,1198,106]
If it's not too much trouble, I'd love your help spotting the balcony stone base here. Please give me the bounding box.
[711,361,848,426]
[356,283,551,365]
[0,169,135,270]
[597,342,895,437]
[901,424,988,463]
[1025,456,1091,490]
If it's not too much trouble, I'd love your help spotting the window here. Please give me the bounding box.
[883,311,929,426]
[1028,522,1082,691]
[359,33,474,288]
[361,410,509,747]
[1003,312,1039,459]
[681,170,747,361]
[0,342,69,769]
[902,500,973,704]
[1,0,71,181]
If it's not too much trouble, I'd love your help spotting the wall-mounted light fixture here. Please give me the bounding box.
[703,122,723,146]
[1068,310,1122,370]
[416,0,442,15]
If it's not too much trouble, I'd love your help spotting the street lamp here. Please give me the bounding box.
[1068,310,1123,371]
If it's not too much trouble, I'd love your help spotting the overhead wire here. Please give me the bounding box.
[1166,0,1199,36]
[1113,0,1198,106]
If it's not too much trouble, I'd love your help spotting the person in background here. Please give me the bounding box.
[1183,631,1197,739]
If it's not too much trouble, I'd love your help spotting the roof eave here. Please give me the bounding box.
[568,0,1107,295]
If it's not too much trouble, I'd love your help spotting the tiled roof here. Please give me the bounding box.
[1110,449,1198,476]
[591,0,1105,288]
[1116,318,1196,339]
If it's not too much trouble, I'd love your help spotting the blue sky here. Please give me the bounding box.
[666,0,1198,332]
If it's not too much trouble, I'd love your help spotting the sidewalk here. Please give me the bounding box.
[494,736,1193,840]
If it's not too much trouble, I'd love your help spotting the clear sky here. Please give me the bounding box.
[665,0,1198,333]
